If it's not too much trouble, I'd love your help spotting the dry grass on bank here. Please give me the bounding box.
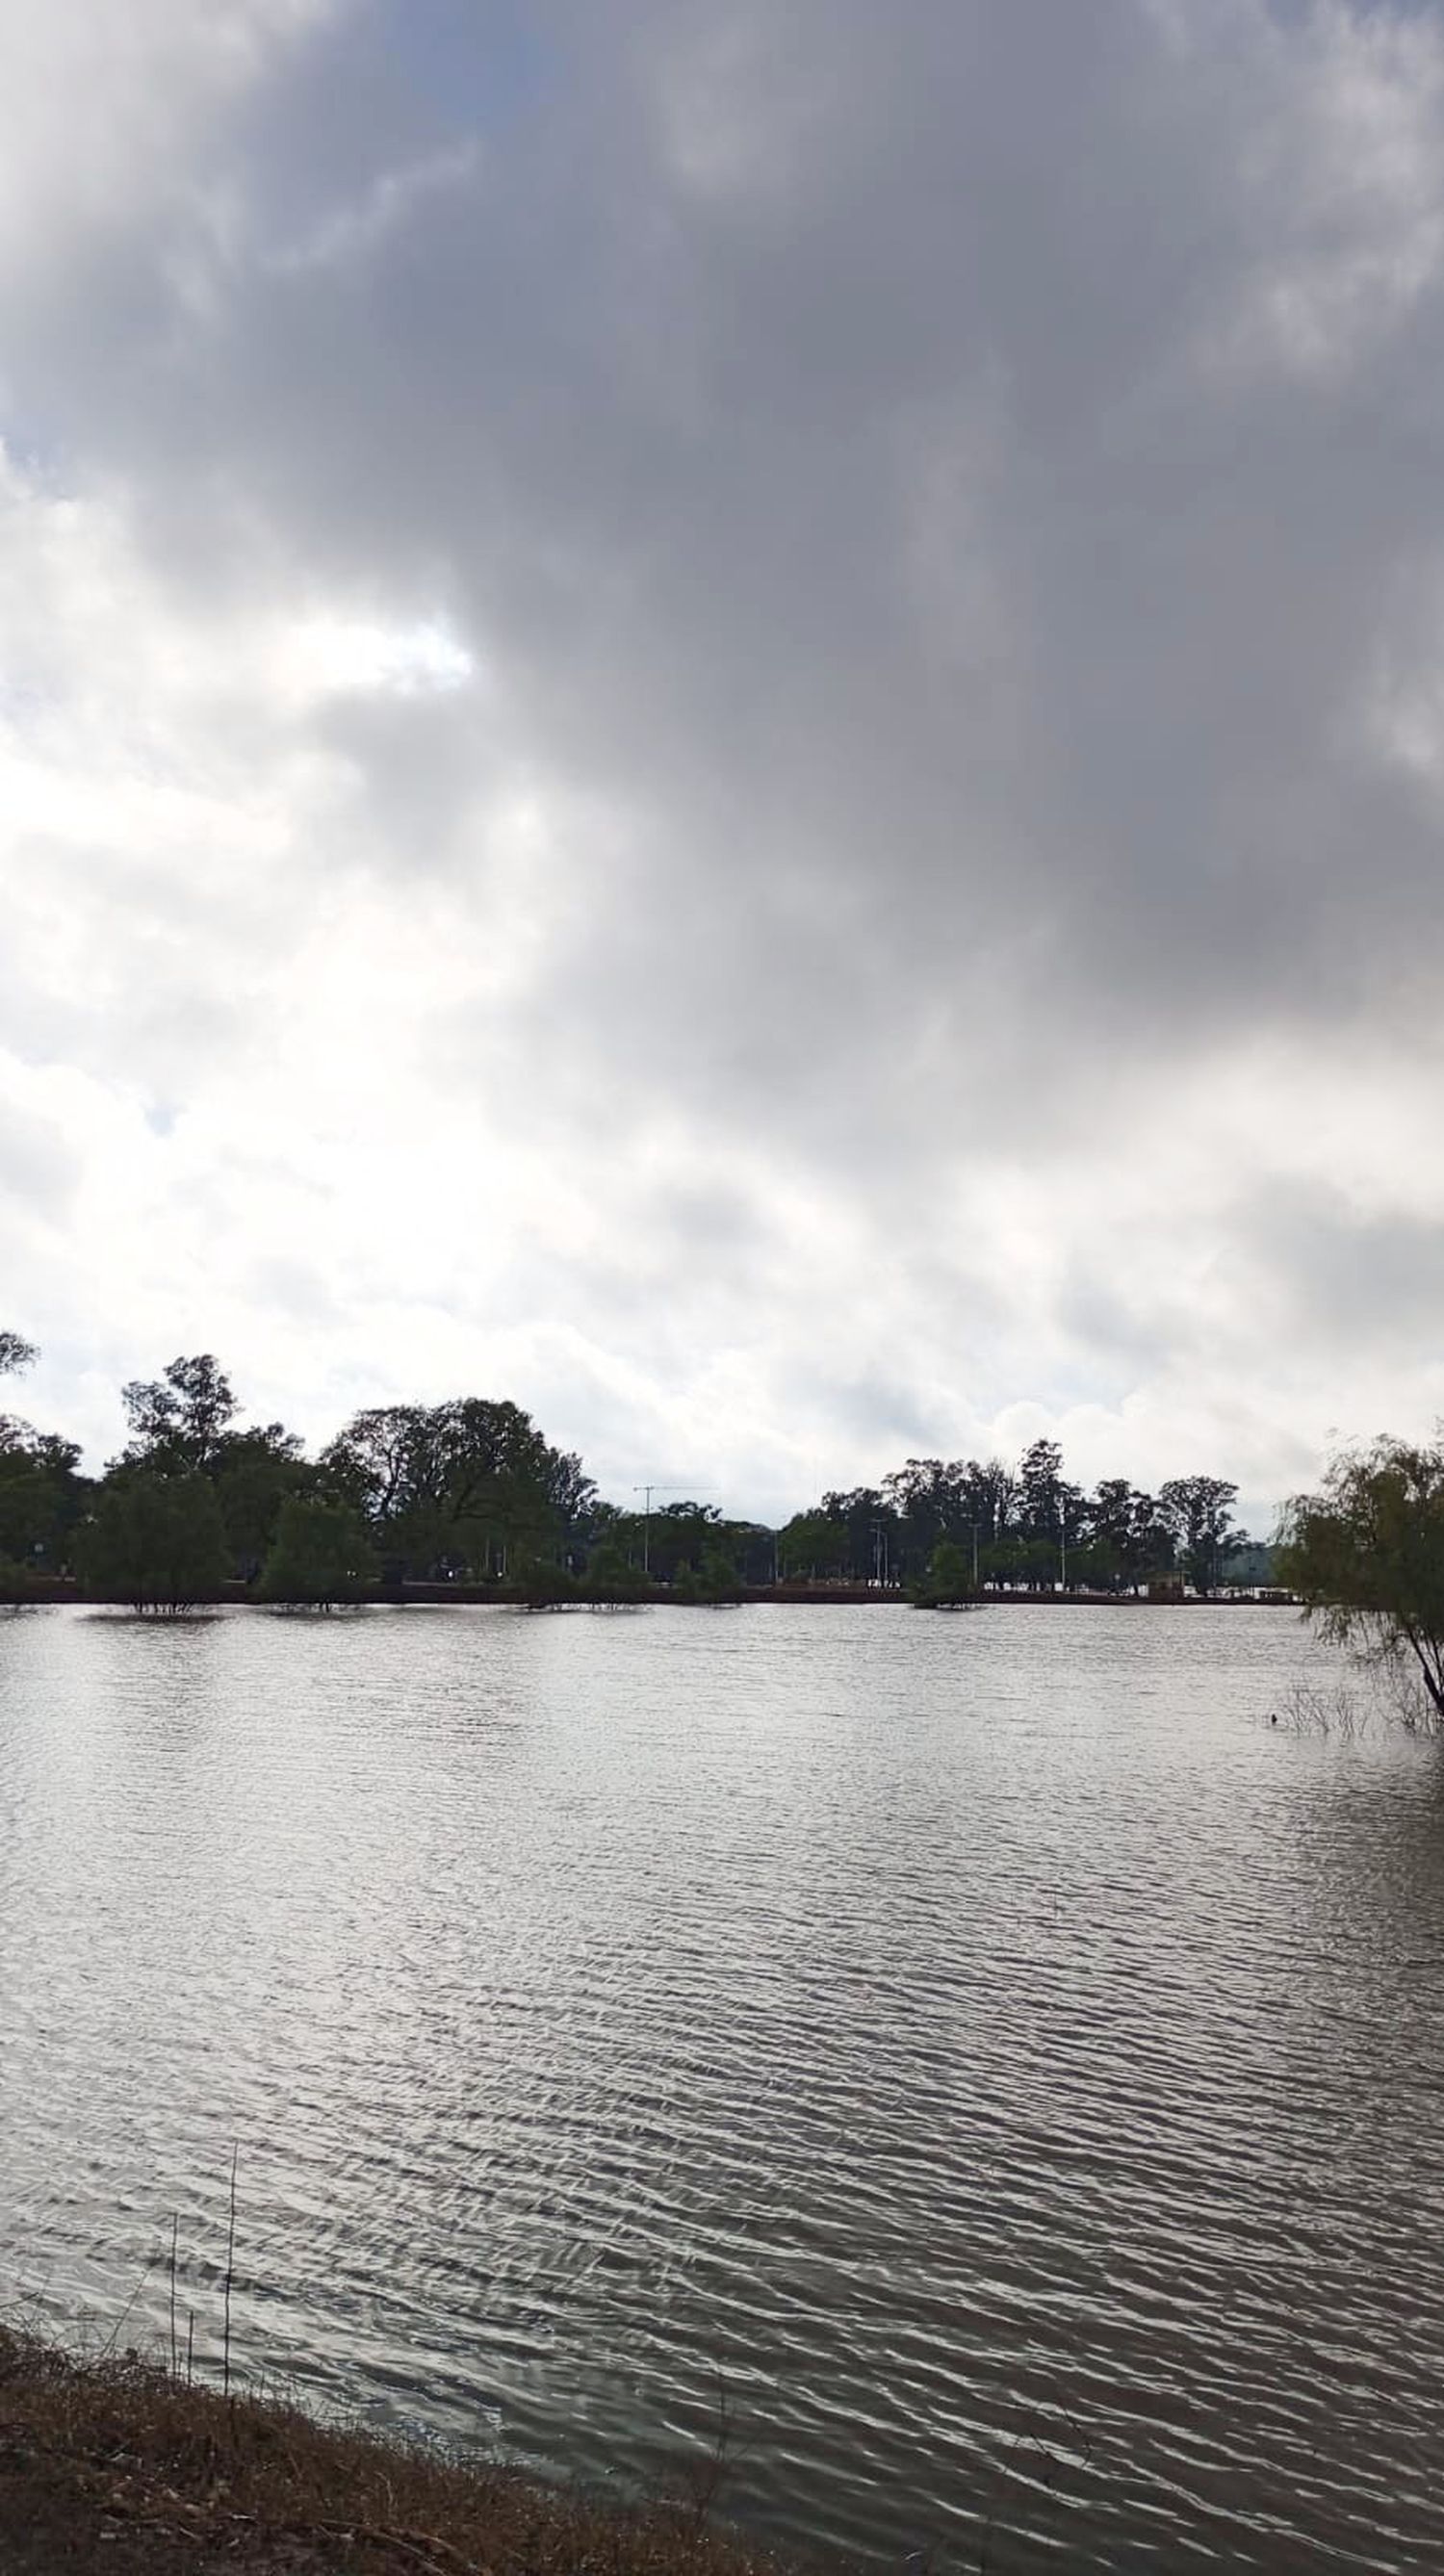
[0,2325,807,2576]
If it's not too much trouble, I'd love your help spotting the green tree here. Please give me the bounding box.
[913,1538,978,1609]
[818,1486,899,1583]
[0,1330,37,1378]
[116,1356,311,1578]
[778,1509,846,1580]
[76,1473,228,1610]
[1278,1436,1444,1725]
[675,1542,743,1605]
[259,1497,378,1608]
[322,1397,593,1580]
[0,1427,88,1574]
[1017,1438,1084,1584]
[881,1457,1002,1585]
[120,1354,239,1472]
[584,1539,648,1605]
[213,1427,313,1579]
[1159,1475,1239,1595]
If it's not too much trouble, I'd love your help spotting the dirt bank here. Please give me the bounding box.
[0,2327,804,2576]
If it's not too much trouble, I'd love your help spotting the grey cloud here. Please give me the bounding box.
[7,0,1444,1495]
[1239,1179,1444,1347]
[106,0,1434,1126]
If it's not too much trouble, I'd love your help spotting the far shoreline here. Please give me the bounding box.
[11,1579,1300,1610]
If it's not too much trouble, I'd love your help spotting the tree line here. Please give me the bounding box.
[777,1444,1253,1596]
[0,1333,1271,1611]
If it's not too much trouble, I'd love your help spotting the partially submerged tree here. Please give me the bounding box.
[913,1538,979,1610]
[76,1473,228,1611]
[674,1542,743,1606]
[1277,1436,1444,1727]
[583,1540,648,1606]
[259,1497,378,1608]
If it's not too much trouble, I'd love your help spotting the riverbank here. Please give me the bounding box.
[0,2325,801,2576]
[13,1577,1296,1608]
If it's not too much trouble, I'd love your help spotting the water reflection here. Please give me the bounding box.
[3,1605,1443,2571]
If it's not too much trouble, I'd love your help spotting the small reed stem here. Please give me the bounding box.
[221,2146,238,2398]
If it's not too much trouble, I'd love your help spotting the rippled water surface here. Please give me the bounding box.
[5,1605,1444,2570]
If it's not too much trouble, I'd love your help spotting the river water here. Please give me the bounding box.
[3,1604,1443,2570]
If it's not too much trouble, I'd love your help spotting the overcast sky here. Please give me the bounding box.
[5,0,1444,1528]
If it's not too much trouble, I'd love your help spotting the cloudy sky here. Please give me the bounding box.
[5,0,1444,1527]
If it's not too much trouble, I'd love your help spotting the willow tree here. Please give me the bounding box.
[1277,1436,1444,1727]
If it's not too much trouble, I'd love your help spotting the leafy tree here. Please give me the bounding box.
[882,1458,996,1583]
[632,1499,722,1585]
[116,1357,311,1577]
[1127,1490,1178,1586]
[778,1509,847,1580]
[725,1520,777,1584]
[0,1330,37,1378]
[913,1538,978,1609]
[258,1496,378,1607]
[1065,1536,1124,1594]
[510,1556,581,1608]
[1016,1438,1084,1581]
[120,1353,240,1472]
[584,1539,648,1605]
[76,1473,228,1611]
[1082,1481,1175,1593]
[1278,1437,1444,1724]
[964,1458,1018,1553]
[0,1426,88,1573]
[1018,1438,1066,1536]
[0,1555,38,1606]
[322,1397,592,1580]
[819,1486,900,1584]
[1087,1480,1140,1590]
[320,1404,424,1524]
[1159,1475,1239,1594]
[675,1542,743,1605]
[213,1427,313,1579]
[1222,1538,1274,1588]
[986,1531,1058,1591]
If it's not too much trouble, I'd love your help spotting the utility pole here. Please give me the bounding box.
[633,1482,657,1578]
